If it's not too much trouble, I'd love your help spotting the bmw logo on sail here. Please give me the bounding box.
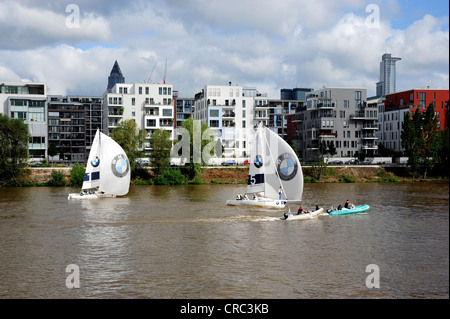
[276,153,298,181]
[91,156,100,167]
[254,155,263,168]
[111,154,129,178]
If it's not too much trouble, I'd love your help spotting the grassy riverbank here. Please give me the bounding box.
[2,165,446,187]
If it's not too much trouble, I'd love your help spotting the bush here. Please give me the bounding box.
[47,170,67,186]
[70,164,85,186]
[154,168,186,185]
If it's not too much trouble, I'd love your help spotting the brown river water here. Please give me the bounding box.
[0,182,448,299]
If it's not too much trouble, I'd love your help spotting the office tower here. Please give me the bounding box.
[376,53,401,97]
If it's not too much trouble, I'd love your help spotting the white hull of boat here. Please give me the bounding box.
[281,207,324,220]
[226,199,287,208]
[67,192,116,200]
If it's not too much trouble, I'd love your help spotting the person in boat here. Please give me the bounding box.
[297,205,308,215]
[337,204,343,210]
[252,194,256,200]
[243,193,249,200]
[278,186,283,200]
[344,200,351,209]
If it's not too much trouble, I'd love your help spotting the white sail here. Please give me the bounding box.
[98,132,130,196]
[247,124,265,194]
[81,129,101,190]
[246,124,303,201]
[75,128,130,197]
[265,128,303,201]
[226,123,303,207]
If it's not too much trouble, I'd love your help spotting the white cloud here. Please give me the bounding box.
[0,0,111,50]
[0,0,448,98]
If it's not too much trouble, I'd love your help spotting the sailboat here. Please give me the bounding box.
[68,129,130,199]
[226,123,303,208]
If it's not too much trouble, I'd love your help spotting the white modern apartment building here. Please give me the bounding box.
[104,82,174,155]
[193,84,258,158]
[0,82,48,160]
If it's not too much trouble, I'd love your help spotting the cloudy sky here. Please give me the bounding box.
[0,0,448,98]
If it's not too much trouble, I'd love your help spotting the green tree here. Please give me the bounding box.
[149,129,172,178]
[48,143,58,166]
[437,128,449,176]
[173,118,215,180]
[69,163,85,186]
[109,120,146,174]
[401,104,441,178]
[0,114,29,181]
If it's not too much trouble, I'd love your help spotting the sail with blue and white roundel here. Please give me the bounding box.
[81,130,101,190]
[246,123,303,201]
[98,131,130,196]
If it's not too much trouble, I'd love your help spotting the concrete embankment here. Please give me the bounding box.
[26,165,429,184]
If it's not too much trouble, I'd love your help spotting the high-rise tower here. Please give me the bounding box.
[107,60,125,93]
[376,53,401,97]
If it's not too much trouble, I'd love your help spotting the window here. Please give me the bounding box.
[163,109,172,117]
[145,87,149,95]
[139,87,142,94]
[159,87,162,95]
[420,92,426,108]
[146,119,156,127]
[132,98,135,106]
[355,91,361,107]
[242,110,246,118]
[210,109,219,117]
[242,120,246,128]
[163,87,167,95]
[210,120,219,128]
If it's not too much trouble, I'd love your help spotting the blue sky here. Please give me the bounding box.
[0,0,448,98]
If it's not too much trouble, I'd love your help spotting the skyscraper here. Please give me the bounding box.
[376,53,401,97]
[107,60,125,93]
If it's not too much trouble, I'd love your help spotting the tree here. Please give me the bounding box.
[69,163,85,186]
[109,120,146,174]
[173,118,216,180]
[437,128,449,176]
[401,104,441,178]
[149,129,172,178]
[0,114,29,181]
[48,143,58,166]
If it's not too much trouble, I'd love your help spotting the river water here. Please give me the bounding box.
[0,182,448,299]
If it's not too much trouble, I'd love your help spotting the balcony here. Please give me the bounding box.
[222,111,235,118]
[362,143,378,150]
[362,124,379,130]
[361,134,378,140]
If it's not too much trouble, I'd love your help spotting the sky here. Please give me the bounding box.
[0,0,448,98]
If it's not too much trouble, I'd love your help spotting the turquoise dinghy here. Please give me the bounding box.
[328,204,370,215]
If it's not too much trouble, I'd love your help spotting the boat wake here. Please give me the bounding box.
[194,215,281,223]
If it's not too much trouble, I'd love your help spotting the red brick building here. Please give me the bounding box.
[384,89,449,129]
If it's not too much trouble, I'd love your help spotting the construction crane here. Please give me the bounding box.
[146,63,157,83]
[163,59,167,84]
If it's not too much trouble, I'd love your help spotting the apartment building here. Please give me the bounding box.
[0,82,48,160]
[103,82,174,156]
[295,87,378,162]
[378,88,449,153]
[47,95,104,163]
[173,91,194,131]
[193,84,257,157]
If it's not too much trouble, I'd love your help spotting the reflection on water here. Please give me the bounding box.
[0,183,448,298]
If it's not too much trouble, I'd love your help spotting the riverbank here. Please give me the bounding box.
[13,165,448,186]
